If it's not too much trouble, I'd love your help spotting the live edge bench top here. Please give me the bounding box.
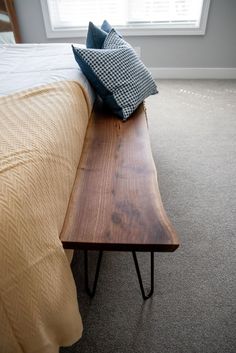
[60,102,179,252]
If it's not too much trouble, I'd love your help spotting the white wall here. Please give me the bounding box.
[14,0,236,77]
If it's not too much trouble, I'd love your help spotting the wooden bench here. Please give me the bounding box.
[60,101,179,299]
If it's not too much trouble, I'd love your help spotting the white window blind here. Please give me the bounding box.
[46,0,205,29]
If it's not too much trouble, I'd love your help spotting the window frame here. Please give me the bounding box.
[41,0,211,38]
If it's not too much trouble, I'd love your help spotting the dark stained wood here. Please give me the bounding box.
[60,102,179,252]
[0,0,11,32]
[0,19,12,32]
[0,0,6,11]
[1,0,21,42]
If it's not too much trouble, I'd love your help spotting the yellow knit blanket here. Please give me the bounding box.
[0,81,91,352]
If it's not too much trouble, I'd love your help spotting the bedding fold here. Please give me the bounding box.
[0,80,90,352]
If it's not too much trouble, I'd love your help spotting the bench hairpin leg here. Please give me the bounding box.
[84,250,103,298]
[132,251,154,300]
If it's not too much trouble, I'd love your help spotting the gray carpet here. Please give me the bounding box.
[61,80,236,353]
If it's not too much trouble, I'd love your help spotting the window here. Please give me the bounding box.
[41,0,211,38]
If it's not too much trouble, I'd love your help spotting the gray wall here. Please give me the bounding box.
[14,0,236,68]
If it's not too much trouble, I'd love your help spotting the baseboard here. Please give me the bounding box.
[149,67,236,79]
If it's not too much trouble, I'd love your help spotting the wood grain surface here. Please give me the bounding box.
[60,102,179,252]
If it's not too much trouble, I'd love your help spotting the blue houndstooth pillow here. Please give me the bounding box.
[72,29,158,120]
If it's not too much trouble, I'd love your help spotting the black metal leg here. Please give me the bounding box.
[132,251,154,300]
[84,250,103,298]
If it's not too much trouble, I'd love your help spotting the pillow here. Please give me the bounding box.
[86,20,122,49]
[101,20,112,33]
[102,28,129,49]
[86,21,107,49]
[72,29,158,120]
[101,19,122,38]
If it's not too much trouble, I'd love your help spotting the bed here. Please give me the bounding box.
[0,42,179,353]
[0,43,95,353]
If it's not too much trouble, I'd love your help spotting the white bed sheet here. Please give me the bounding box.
[0,43,95,109]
